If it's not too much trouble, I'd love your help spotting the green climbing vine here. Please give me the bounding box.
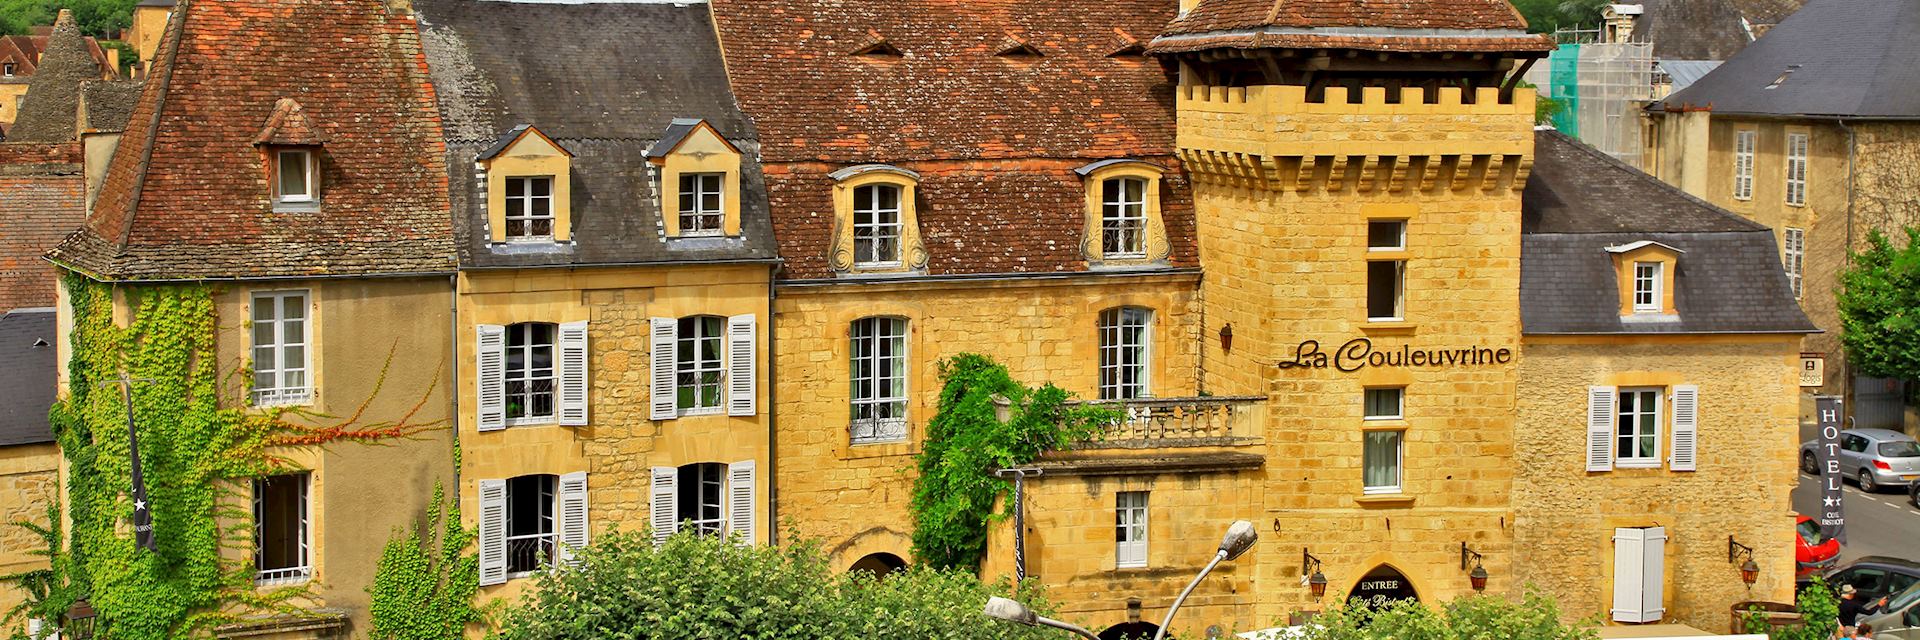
[47,275,439,639]
[366,484,479,640]
[908,354,1119,572]
[0,501,80,639]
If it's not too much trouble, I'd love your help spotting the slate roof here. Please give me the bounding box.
[1521,129,1816,335]
[709,0,1199,279]
[1153,0,1554,53]
[1655,0,1920,118]
[416,0,777,269]
[10,11,114,143]
[0,309,57,447]
[47,0,456,281]
[1631,0,1766,61]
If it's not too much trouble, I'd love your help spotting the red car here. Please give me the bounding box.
[1797,514,1840,578]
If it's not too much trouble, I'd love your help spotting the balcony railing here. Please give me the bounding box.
[1070,396,1263,449]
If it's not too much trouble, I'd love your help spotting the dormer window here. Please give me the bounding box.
[828,164,926,274]
[478,125,574,245]
[679,173,725,236]
[1076,159,1168,267]
[274,149,315,204]
[505,176,555,240]
[2,63,15,77]
[1632,262,1662,312]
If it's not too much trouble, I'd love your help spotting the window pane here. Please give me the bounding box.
[1367,220,1405,249]
[1367,261,1402,319]
[254,474,308,578]
[1365,388,1402,419]
[1363,431,1402,491]
[277,152,308,197]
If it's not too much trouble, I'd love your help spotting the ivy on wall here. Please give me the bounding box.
[908,354,1119,572]
[48,275,437,639]
[367,484,479,640]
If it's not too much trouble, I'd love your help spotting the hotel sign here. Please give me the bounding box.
[1277,338,1513,373]
[1800,353,1825,388]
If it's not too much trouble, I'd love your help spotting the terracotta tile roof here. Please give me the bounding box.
[1155,0,1552,53]
[0,142,83,311]
[710,0,1198,279]
[0,28,117,81]
[49,0,455,281]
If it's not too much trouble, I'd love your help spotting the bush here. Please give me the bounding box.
[493,530,1062,640]
[1743,577,1839,640]
[1295,589,1597,640]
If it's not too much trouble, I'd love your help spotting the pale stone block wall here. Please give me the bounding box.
[0,443,58,635]
[1514,337,1803,631]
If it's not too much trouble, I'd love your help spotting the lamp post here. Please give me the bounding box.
[984,596,1099,640]
[1151,520,1258,640]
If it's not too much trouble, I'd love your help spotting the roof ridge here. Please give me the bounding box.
[108,0,190,258]
[1539,128,1769,233]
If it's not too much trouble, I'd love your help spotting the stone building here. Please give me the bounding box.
[1645,0,1920,431]
[44,0,459,634]
[0,309,60,628]
[414,0,780,604]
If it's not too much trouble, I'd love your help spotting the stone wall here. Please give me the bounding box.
[1514,337,1802,631]
[0,444,58,635]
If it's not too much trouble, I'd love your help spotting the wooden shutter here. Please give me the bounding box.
[1587,386,1617,472]
[727,460,756,545]
[1611,527,1667,623]
[1669,385,1699,472]
[557,321,590,426]
[649,318,677,421]
[650,466,678,545]
[476,325,507,432]
[726,314,757,417]
[556,471,589,566]
[477,479,508,586]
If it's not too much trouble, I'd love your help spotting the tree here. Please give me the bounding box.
[1838,228,1920,381]
[0,0,135,38]
[492,530,1063,640]
[1508,0,1608,34]
[1295,589,1598,640]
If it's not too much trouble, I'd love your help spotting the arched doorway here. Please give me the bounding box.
[1348,564,1421,608]
[1098,622,1159,640]
[847,552,907,577]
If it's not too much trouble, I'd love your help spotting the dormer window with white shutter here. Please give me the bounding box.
[648,314,757,421]
[475,320,589,431]
[650,461,757,546]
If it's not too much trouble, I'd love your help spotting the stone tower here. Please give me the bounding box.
[1150,0,1554,618]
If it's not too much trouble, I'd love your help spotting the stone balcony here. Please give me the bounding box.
[1037,396,1267,476]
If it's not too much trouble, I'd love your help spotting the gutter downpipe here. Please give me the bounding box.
[767,263,779,546]
[449,273,462,510]
[1836,119,1857,417]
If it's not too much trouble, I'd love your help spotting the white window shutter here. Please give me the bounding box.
[1587,386,1617,472]
[1611,527,1667,623]
[476,325,507,432]
[650,318,677,421]
[1642,527,1668,621]
[556,471,589,566]
[727,314,757,417]
[557,321,590,426]
[477,479,508,586]
[1669,385,1699,471]
[727,460,756,545]
[650,466,678,545]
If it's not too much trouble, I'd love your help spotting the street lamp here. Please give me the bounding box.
[1728,536,1760,587]
[984,596,1099,640]
[1461,542,1489,591]
[1303,549,1328,600]
[1152,520,1259,640]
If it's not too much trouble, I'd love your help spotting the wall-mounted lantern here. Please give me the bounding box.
[1460,542,1489,591]
[1219,324,1234,353]
[1302,548,1328,600]
[1728,536,1759,587]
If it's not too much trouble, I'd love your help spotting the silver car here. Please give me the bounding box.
[1800,428,1920,493]
[1859,579,1920,639]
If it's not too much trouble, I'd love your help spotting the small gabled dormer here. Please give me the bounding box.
[1076,159,1170,267]
[849,29,903,58]
[646,118,744,238]
[1106,28,1145,58]
[253,98,328,212]
[993,32,1043,58]
[478,124,574,244]
[1606,240,1683,318]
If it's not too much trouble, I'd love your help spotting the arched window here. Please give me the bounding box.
[676,316,726,413]
[1098,307,1152,400]
[848,552,908,578]
[1099,622,1159,640]
[1101,177,1148,258]
[507,322,557,421]
[853,184,904,267]
[851,317,908,444]
[506,473,558,574]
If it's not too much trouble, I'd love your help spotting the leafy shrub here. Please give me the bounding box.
[1295,589,1597,640]
[1742,577,1839,640]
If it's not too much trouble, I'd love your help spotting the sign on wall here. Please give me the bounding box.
[1815,396,1846,544]
[1276,338,1513,373]
[1800,354,1825,388]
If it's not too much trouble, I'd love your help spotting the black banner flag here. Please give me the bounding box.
[1816,396,1846,545]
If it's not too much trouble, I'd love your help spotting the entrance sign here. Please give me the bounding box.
[1277,338,1512,373]
[1815,396,1845,544]
[1349,565,1420,608]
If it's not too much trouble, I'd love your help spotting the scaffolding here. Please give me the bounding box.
[1533,33,1655,166]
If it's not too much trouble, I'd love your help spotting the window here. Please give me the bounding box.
[1733,130,1756,200]
[1102,178,1148,258]
[850,317,908,444]
[677,463,727,537]
[1616,388,1661,467]
[1631,262,1662,312]
[1880,440,1920,458]
[275,150,314,204]
[505,176,555,239]
[1364,388,1403,420]
[676,316,725,413]
[1785,133,1808,206]
[1115,491,1148,568]
[2,63,14,77]
[251,291,310,406]
[1363,431,1403,494]
[506,474,556,574]
[1367,261,1405,321]
[1368,220,1407,251]
[253,473,310,584]
[678,173,725,236]
[506,323,556,422]
[1785,228,1805,299]
[1098,307,1152,400]
[853,184,903,266]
